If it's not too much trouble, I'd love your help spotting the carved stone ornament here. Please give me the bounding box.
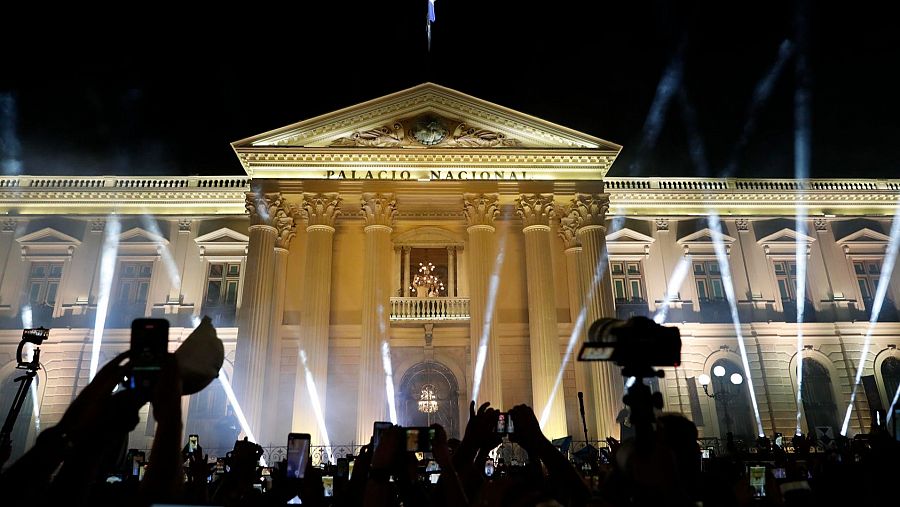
[735,219,750,232]
[329,113,522,148]
[515,194,555,228]
[273,204,296,250]
[655,218,669,232]
[2,219,16,233]
[301,193,342,229]
[463,193,500,228]
[557,205,581,249]
[814,218,828,231]
[178,219,192,232]
[571,193,610,231]
[361,193,397,228]
[245,192,287,228]
[331,123,405,147]
[90,219,105,233]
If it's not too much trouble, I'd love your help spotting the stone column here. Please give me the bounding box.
[355,193,397,444]
[571,193,621,439]
[516,194,568,438]
[261,206,295,444]
[403,246,411,297]
[235,192,283,441]
[293,193,341,444]
[559,206,598,440]
[448,246,457,297]
[464,193,503,409]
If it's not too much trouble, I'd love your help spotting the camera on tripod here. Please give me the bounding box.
[17,327,49,370]
[577,316,681,371]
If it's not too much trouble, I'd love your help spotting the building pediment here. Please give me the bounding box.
[17,227,82,259]
[230,83,620,180]
[677,228,736,245]
[835,227,891,245]
[16,227,81,246]
[756,228,817,245]
[195,227,249,258]
[119,227,169,245]
[607,228,655,243]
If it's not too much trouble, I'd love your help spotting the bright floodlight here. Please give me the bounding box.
[698,373,711,386]
[713,365,726,377]
[731,373,744,385]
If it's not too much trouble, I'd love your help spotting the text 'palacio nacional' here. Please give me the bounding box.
[1,83,899,456]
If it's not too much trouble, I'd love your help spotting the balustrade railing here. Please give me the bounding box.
[390,296,470,321]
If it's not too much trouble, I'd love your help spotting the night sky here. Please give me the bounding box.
[1,1,897,179]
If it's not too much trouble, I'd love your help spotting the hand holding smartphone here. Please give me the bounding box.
[403,427,435,452]
[495,412,515,434]
[129,318,169,399]
[287,433,311,479]
[373,421,392,450]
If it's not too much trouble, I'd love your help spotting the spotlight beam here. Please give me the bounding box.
[472,234,507,404]
[708,214,765,436]
[89,216,121,381]
[300,350,333,461]
[841,203,900,435]
[218,368,266,466]
[654,256,692,324]
[539,215,623,429]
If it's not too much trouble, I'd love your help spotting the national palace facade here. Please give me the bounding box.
[1,84,899,457]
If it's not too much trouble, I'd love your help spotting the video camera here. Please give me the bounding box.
[17,327,49,370]
[577,316,681,372]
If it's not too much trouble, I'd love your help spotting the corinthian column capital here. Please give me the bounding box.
[273,206,296,250]
[557,204,581,249]
[515,194,555,230]
[571,193,610,232]
[463,193,500,229]
[246,192,287,228]
[361,193,397,229]
[301,192,342,231]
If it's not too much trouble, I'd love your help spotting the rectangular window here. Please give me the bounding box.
[694,261,724,302]
[774,260,797,302]
[610,260,646,303]
[117,261,153,305]
[855,259,881,302]
[204,262,241,310]
[27,262,64,307]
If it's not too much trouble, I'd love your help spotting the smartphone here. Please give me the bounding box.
[894,409,900,441]
[774,432,784,449]
[404,427,435,452]
[701,448,710,459]
[773,467,786,479]
[129,450,145,477]
[496,412,515,434]
[287,433,311,479]
[336,457,349,479]
[129,318,169,397]
[429,472,441,484]
[373,421,392,449]
[187,434,200,453]
[749,465,766,497]
[322,475,334,497]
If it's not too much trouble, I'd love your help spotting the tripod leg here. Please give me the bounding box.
[0,373,36,448]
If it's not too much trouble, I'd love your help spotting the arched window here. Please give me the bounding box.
[710,359,755,440]
[185,377,237,455]
[398,361,460,439]
[881,357,900,407]
[801,358,839,433]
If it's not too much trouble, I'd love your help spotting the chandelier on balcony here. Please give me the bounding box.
[417,383,439,413]
[410,262,445,297]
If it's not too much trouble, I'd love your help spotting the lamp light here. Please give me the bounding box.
[698,373,711,386]
[730,373,744,385]
[713,365,726,377]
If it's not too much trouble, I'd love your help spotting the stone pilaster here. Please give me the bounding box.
[235,192,284,441]
[464,193,504,408]
[293,193,341,444]
[516,194,567,438]
[356,193,397,444]
[559,205,598,440]
[571,192,622,440]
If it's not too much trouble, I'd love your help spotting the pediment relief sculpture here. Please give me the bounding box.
[329,114,522,148]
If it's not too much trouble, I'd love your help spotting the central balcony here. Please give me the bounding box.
[389,297,470,322]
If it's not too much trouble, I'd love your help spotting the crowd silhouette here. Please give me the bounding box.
[1,324,899,506]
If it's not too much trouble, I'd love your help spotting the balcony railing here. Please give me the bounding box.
[390,297,470,322]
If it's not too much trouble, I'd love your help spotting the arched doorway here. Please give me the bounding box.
[881,357,900,408]
[710,359,755,440]
[398,361,460,439]
[801,358,839,434]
